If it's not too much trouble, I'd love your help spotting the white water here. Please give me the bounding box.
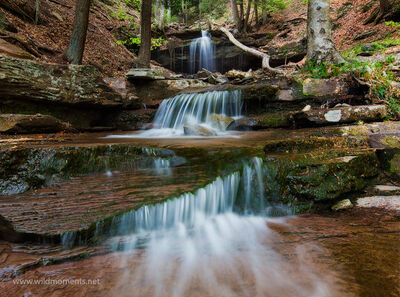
[189,30,216,74]
[108,90,243,138]
[105,158,332,297]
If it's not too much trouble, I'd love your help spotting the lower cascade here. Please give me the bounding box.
[98,157,330,297]
[132,90,243,138]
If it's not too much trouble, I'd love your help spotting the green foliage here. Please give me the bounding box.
[117,36,167,50]
[199,0,226,18]
[343,39,400,58]
[260,0,289,13]
[386,21,400,30]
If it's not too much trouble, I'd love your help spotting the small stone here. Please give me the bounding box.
[331,199,353,211]
[302,105,311,112]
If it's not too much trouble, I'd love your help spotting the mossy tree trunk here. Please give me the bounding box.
[64,0,91,65]
[307,0,344,65]
[138,0,152,68]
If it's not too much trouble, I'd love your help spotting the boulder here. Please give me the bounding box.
[126,68,165,80]
[292,105,387,127]
[0,114,74,134]
[227,117,258,131]
[331,199,353,211]
[302,78,350,98]
[183,124,217,136]
[209,114,235,131]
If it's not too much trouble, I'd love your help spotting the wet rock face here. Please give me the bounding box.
[0,145,171,195]
[0,114,74,134]
[292,105,387,127]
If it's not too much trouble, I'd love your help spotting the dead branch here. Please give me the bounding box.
[220,27,286,74]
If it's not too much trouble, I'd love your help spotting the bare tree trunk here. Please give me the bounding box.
[307,0,344,65]
[262,7,267,24]
[243,0,253,33]
[220,27,285,74]
[34,0,40,25]
[231,0,240,30]
[138,0,152,68]
[160,2,165,31]
[65,0,91,65]
[154,0,160,25]
[254,1,258,28]
[239,1,244,20]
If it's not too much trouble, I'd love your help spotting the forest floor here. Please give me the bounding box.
[0,0,399,77]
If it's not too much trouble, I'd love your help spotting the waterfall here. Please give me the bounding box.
[128,90,242,138]
[106,158,329,297]
[92,157,285,244]
[189,30,216,74]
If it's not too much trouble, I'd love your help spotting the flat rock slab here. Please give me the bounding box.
[0,114,73,134]
[0,164,212,240]
[357,196,400,211]
[126,68,165,80]
[293,105,387,127]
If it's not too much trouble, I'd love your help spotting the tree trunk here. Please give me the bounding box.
[138,0,152,68]
[243,0,253,33]
[64,0,91,65]
[160,2,165,31]
[262,7,267,24]
[230,0,240,30]
[220,27,285,74]
[34,0,40,25]
[254,1,258,28]
[239,1,244,20]
[154,0,160,25]
[307,0,344,65]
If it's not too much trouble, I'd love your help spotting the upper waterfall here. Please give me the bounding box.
[189,30,216,74]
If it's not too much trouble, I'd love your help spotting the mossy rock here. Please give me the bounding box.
[264,136,368,154]
[275,151,379,203]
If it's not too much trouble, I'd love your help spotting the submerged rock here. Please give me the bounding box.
[183,124,217,136]
[331,199,353,211]
[293,105,387,127]
[0,114,74,134]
